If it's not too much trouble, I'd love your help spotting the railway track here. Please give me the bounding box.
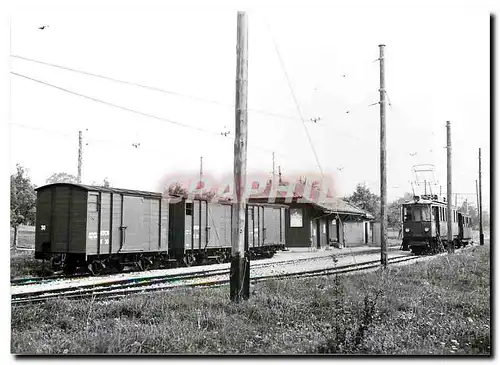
[11,246,402,287]
[11,254,419,305]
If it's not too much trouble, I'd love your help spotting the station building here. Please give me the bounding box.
[248,182,374,249]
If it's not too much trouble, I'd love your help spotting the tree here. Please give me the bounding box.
[387,192,413,231]
[46,172,78,184]
[101,177,110,188]
[167,182,188,197]
[11,164,37,249]
[92,177,111,188]
[344,184,381,220]
[458,200,489,230]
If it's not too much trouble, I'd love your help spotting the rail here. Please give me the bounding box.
[12,254,419,305]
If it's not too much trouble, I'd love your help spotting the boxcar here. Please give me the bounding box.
[169,198,288,265]
[35,183,170,273]
[35,183,289,273]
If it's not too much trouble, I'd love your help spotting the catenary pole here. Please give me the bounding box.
[446,121,453,253]
[479,148,484,245]
[379,44,388,267]
[230,11,249,302]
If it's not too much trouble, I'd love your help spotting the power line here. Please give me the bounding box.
[12,54,379,134]
[12,54,315,123]
[266,25,324,179]
[10,72,286,158]
[11,54,232,108]
[12,71,216,133]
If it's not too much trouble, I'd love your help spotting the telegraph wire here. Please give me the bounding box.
[265,24,324,179]
[11,54,231,108]
[263,15,355,251]
[12,53,380,145]
[12,71,216,133]
[12,54,321,123]
[10,72,288,159]
[12,54,379,137]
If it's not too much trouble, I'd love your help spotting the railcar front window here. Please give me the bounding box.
[404,205,431,222]
[403,206,412,222]
[413,206,431,221]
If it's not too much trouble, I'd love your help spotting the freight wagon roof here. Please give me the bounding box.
[35,183,163,198]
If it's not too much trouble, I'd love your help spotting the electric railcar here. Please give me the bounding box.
[401,194,473,254]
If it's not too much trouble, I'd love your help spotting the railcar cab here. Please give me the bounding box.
[401,194,442,253]
[402,195,436,238]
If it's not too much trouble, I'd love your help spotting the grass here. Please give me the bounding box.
[11,244,490,355]
[10,227,55,279]
[10,226,35,249]
[10,251,53,279]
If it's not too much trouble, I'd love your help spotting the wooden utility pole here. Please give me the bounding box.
[479,148,484,245]
[379,44,388,267]
[446,121,453,253]
[230,11,249,302]
[455,193,458,207]
[77,130,83,183]
[476,180,479,207]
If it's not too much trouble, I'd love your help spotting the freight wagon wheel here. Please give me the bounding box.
[63,264,76,276]
[183,255,195,267]
[88,261,105,275]
[112,260,124,273]
[151,257,162,269]
[142,257,154,271]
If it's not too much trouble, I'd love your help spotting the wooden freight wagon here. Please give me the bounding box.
[35,183,170,273]
[168,198,288,265]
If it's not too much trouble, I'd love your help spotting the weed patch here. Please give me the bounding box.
[11,245,491,355]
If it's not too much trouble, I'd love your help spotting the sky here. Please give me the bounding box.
[6,0,492,209]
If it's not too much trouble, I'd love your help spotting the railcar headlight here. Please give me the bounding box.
[424,227,430,232]
[405,228,410,233]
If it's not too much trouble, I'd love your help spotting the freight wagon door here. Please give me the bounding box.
[206,204,222,248]
[121,196,143,252]
[258,206,265,247]
[247,206,255,248]
[223,204,232,248]
[200,201,208,249]
[192,200,207,251]
[184,202,194,251]
[265,207,280,245]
